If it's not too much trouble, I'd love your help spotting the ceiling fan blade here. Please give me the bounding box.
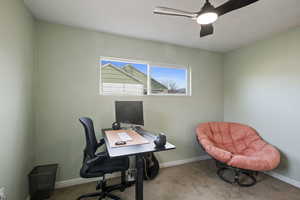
[153,7,197,18]
[216,0,259,16]
[200,24,214,37]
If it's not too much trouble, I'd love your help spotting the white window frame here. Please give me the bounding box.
[99,56,192,96]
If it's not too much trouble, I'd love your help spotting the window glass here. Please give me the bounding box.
[150,66,187,95]
[101,60,148,95]
[100,58,190,96]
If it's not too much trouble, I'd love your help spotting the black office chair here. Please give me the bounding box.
[78,117,130,200]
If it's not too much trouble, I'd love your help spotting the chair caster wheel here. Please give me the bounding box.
[96,181,104,190]
[120,185,126,192]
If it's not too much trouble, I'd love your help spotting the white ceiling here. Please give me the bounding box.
[24,0,300,52]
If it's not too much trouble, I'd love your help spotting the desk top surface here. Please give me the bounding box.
[102,128,176,158]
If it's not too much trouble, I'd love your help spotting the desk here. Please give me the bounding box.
[102,128,176,200]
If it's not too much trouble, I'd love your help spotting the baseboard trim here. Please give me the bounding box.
[264,171,300,189]
[55,155,211,189]
[160,155,211,168]
[55,173,120,189]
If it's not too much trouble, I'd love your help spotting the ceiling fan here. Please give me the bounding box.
[153,0,259,37]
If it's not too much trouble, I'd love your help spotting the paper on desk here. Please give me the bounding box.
[117,132,133,141]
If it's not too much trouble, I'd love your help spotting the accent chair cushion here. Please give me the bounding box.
[196,122,280,171]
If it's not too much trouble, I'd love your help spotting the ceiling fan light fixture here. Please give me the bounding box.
[153,0,260,37]
[197,12,218,25]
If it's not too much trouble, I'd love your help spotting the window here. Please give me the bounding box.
[100,59,148,95]
[150,66,187,95]
[100,57,190,96]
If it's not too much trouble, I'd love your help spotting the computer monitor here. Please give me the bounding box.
[115,101,144,126]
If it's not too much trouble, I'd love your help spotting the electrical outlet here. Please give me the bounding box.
[0,187,7,200]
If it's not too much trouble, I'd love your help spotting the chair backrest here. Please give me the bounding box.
[79,117,98,158]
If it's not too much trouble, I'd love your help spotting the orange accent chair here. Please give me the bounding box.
[196,122,280,186]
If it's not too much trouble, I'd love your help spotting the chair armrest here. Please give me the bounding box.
[85,138,107,166]
[86,152,107,166]
[96,138,105,148]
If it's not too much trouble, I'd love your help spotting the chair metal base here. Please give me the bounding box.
[77,181,135,200]
[216,161,257,187]
[77,171,135,200]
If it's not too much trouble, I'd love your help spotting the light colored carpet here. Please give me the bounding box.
[50,160,300,200]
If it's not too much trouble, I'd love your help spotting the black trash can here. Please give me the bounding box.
[28,164,58,200]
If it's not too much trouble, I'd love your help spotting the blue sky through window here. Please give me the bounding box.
[151,66,187,89]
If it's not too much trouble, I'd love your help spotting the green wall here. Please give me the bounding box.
[2,0,300,196]
[35,21,224,182]
[0,0,35,199]
[224,27,300,181]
